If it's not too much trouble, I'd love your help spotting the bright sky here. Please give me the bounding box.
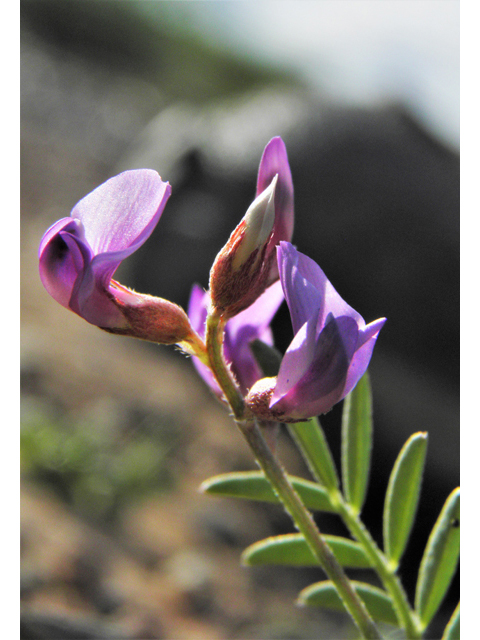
[145,0,459,149]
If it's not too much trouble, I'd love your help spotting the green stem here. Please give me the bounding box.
[205,311,383,640]
[290,417,422,639]
[205,310,245,418]
[334,495,422,640]
[238,418,382,640]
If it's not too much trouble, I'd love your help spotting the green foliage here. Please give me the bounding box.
[415,488,460,630]
[201,376,459,639]
[441,603,460,640]
[200,471,335,512]
[383,432,428,567]
[242,533,373,568]
[298,580,398,627]
[21,407,177,523]
[288,417,339,490]
[341,372,373,513]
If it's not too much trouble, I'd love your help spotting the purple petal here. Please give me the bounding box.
[342,317,386,398]
[188,285,222,396]
[227,280,284,343]
[271,315,359,419]
[225,323,265,394]
[278,242,364,334]
[188,283,209,338]
[79,171,171,324]
[277,242,323,333]
[71,270,127,328]
[270,314,318,403]
[72,170,171,297]
[72,170,171,256]
[39,170,171,329]
[187,281,284,397]
[38,218,90,308]
[257,137,294,247]
[224,281,283,392]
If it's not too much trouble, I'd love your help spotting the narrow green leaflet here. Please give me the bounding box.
[383,432,428,567]
[415,488,460,630]
[341,372,373,513]
[288,417,339,490]
[200,471,336,513]
[441,603,460,640]
[298,580,399,627]
[242,533,373,568]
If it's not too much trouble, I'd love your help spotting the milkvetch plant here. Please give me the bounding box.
[39,136,459,639]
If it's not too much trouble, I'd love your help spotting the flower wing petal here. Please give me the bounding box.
[228,280,284,342]
[71,169,171,257]
[342,317,386,398]
[271,315,359,419]
[187,285,222,396]
[278,242,365,333]
[277,242,323,333]
[188,283,209,337]
[223,281,283,393]
[270,314,318,404]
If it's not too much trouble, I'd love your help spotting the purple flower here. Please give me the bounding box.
[209,136,294,318]
[39,170,199,346]
[246,242,386,421]
[188,280,284,397]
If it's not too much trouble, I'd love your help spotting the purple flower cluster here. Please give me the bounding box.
[38,136,385,420]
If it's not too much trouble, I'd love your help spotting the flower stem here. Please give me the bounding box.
[290,417,422,639]
[334,496,422,640]
[205,312,383,640]
[237,417,383,640]
[205,309,245,418]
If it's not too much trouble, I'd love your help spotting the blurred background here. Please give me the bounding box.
[20,1,459,638]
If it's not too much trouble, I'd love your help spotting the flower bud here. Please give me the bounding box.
[209,176,278,319]
[232,175,277,271]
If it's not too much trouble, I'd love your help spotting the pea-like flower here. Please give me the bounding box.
[246,242,386,421]
[188,280,284,397]
[209,136,294,319]
[39,170,200,349]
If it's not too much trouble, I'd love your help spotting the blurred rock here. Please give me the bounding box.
[20,611,130,639]
[119,87,459,470]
